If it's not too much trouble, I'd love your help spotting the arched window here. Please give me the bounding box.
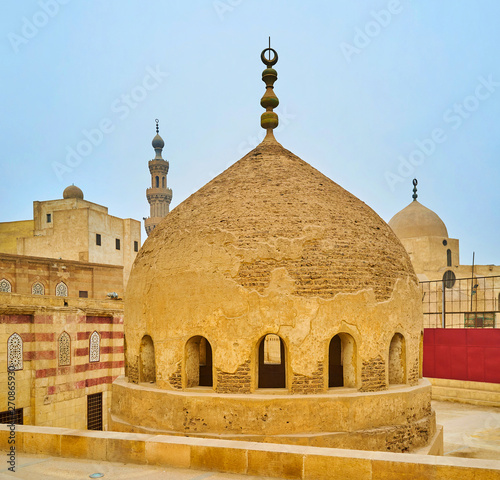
[89,331,100,363]
[32,281,45,295]
[58,332,71,366]
[328,333,356,388]
[140,335,156,383]
[0,279,12,293]
[55,281,68,297]
[447,249,452,267]
[155,176,159,188]
[8,333,23,371]
[162,176,165,188]
[258,334,285,388]
[186,336,213,387]
[388,333,406,385]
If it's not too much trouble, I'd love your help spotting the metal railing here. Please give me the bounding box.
[420,275,500,328]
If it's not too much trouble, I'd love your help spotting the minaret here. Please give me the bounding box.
[145,119,172,236]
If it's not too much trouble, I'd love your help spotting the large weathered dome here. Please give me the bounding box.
[130,136,416,306]
[389,200,448,239]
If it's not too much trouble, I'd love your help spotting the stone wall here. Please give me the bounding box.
[216,360,251,393]
[291,362,324,394]
[360,356,386,392]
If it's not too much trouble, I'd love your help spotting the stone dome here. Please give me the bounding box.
[63,185,84,200]
[389,200,448,239]
[130,137,415,307]
[152,133,164,149]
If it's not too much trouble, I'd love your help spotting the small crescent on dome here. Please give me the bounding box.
[261,48,278,67]
[413,178,418,186]
[155,118,159,124]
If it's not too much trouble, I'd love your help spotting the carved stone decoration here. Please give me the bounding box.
[32,282,45,295]
[89,331,100,363]
[0,279,12,293]
[55,281,68,297]
[58,332,71,366]
[8,333,23,371]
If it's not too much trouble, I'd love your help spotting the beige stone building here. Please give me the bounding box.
[389,180,500,328]
[0,187,139,430]
[0,185,141,286]
[112,47,440,454]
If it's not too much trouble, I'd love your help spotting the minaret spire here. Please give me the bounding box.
[145,119,173,236]
[412,179,418,202]
[260,38,279,140]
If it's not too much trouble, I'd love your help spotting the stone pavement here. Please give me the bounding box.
[433,400,500,460]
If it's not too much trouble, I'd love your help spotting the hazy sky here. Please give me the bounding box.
[1,1,499,266]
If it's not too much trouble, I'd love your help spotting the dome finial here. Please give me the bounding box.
[260,37,279,138]
[155,118,159,134]
[412,179,418,201]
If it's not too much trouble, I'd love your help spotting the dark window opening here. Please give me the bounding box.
[134,241,139,252]
[186,336,213,387]
[258,335,285,388]
[442,239,448,246]
[443,270,456,289]
[447,249,452,267]
[115,238,120,250]
[87,393,103,430]
[162,176,166,188]
[79,291,88,298]
[96,234,101,246]
[46,213,51,223]
[328,335,343,387]
[0,408,23,425]
[155,176,159,188]
[199,338,213,386]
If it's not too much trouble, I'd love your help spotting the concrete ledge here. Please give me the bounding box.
[2,425,500,479]
[429,378,500,407]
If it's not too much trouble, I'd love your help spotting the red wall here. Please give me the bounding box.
[423,328,500,383]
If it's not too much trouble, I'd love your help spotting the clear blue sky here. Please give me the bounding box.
[1,1,499,266]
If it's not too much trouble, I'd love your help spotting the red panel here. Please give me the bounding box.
[467,347,485,383]
[484,350,500,383]
[423,328,500,384]
[434,345,452,379]
[467,329,500,347]
[449,346,468,380]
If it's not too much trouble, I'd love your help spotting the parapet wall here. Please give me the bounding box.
[2,424,499,479]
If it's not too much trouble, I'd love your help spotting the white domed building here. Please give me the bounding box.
[111,47,440,453]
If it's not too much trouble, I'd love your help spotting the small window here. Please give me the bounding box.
[115,238,120,250]
[134,241,139,252]
[0,408,23,425]
[96,234,101,246]
[87,393,103,430]
[447,249,452,267]
[442,239,448,246]
[443,270,456,289]
[79,291,88,298]
[46,213,51,223]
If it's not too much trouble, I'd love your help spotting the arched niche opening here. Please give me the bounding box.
[447,249,452,267]
[328,333,356,388]
[162,176,166,188]
[389,333,406,385]
[155,176,159,188]
[140,335,156,383]
[186,336,213,387]
[258,334,286,388]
